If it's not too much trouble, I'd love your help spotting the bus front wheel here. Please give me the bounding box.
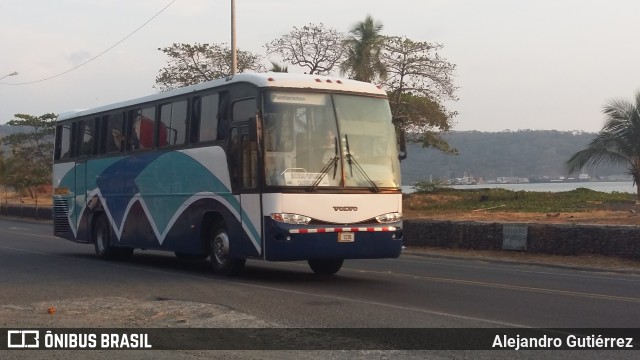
[93,215,133,260]
[209,228,245,275]
[93,215,117,259]
[308,259,343,275]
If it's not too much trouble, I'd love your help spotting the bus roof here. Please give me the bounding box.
[56,73,386,122]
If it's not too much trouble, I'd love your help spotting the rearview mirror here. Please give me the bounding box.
[392,117,407,161]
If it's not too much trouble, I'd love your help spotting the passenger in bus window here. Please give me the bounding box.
[128,111,155,150]
[109,129,123,152]
[128,126,141,150]
[158,121,169,147]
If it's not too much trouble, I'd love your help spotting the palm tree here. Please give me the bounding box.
[566,91,640,200]
[340,15,387,82]
[269,61,288,73]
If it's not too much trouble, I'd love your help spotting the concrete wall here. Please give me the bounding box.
[0,205,52,221]
[404,220,640,260]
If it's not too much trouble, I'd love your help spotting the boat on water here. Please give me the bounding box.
[529,174,590,183]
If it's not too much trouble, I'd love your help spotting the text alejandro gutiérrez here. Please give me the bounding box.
[492,334,634,350]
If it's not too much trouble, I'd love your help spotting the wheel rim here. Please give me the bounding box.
[96,223,106,252]
[213,232,229,265]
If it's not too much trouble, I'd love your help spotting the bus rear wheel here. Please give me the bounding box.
[93,214,132,260]
[208,228,245,275]
[308,259,343,275]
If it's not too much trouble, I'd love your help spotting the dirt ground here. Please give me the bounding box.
[404,208,640,225]
[403,193,640,226]
[0,297,275,328]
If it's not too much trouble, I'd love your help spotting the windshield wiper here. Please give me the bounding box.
[345,134,379,192]
[307,136,339,191]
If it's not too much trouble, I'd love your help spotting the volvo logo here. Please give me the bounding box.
[333,206,358,211]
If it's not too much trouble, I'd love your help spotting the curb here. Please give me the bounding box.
[0,215,53,225]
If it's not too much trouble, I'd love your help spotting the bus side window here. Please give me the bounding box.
[159,100,187,147]
[127,110,141,150]
[232,98,256,122]
[197,93,219,142]
[190,96,201,143]
[54,125,63,160]
[158,103,171,147]
[57,123,74,160]
[101,113,124,154]
[77,118,96,157]
[217,91,230,140]
[128,107,156,150]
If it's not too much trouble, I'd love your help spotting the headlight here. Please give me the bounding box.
[375,212,402,224]
[271,213,312,225]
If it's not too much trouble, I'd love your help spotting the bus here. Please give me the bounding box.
[52,73,406,275]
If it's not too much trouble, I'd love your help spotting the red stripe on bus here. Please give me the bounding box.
[289,226,396,234]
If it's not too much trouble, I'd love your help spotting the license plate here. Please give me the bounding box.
[338,232,355,242]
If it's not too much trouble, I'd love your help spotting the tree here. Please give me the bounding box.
[269,61,288,73]
[265,23,345,75]
[155,43,266,92]
[381,36,458,153]
[340,15,387,82]
[396,93,457,154]
[566,92,640,199]
[0,152,6,198]
[1,113,57,200]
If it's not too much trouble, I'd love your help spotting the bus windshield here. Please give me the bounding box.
[263,91,401,189]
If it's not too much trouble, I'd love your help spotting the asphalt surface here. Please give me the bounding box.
[1,218,639,359]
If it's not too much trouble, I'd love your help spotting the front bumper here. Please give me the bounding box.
[263,217,403,261]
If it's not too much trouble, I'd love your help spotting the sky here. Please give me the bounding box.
[1,0,640,132]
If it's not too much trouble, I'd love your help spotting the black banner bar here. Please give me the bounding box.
[1,328,639,351]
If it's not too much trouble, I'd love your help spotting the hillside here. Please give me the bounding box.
[1,126,625,185]
[0,123,28,137]
[0,124,34,153]
[400,130,627,185]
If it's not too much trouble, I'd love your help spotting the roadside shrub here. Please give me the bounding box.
[412,179,448,193]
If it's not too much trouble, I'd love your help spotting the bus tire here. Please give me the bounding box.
[93,214,118,260]
[209,227,245,275]
[93,214,133,260]
[308,259,343,275]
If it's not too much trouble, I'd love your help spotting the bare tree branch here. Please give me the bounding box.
[265,23,346,75]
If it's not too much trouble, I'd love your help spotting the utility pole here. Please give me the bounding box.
[230,0,237,75]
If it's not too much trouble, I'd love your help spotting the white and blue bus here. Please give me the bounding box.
[53,73,406,275]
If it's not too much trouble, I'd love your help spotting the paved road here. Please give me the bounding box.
[1,218,639,359]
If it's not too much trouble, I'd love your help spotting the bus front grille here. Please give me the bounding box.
[53,198,71,234]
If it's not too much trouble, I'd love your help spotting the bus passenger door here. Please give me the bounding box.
[74,156,88,239]
[74,118,96,241]
[229,122,262,257]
